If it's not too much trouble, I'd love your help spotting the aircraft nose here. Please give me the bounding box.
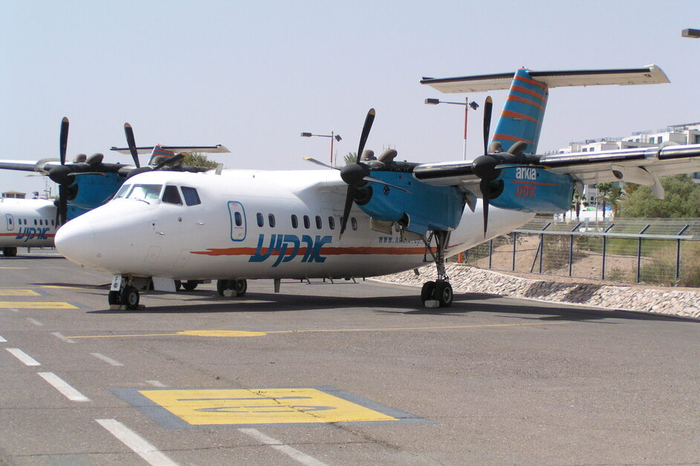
[55,217,96,266]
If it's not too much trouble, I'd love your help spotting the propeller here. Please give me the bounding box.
[55,117,70,225]
[472,97,494,237]
[339,109,375,238]
[124,123,141,168]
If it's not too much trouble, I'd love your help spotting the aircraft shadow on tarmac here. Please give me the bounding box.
[77,287,698,324]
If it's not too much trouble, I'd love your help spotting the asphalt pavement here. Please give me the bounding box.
[1,250,699,465]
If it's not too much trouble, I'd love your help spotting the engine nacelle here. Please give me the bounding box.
[490,166,574,213]
[354,171,464,236]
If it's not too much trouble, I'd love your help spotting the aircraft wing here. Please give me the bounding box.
[413,144,700,196]
[0,159,59,174]
[110,145,230,155]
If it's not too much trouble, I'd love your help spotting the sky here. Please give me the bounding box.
[1,0,699,196]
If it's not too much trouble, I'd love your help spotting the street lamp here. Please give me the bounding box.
[300,131,342,166]
[425,97,480,160]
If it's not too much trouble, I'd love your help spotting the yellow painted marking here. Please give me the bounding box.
[177,330,268,337]
[0,301,78,309]
[139,388,396,425]
[0,290,40,296]
[41,285,85,290]
[67,322,566,339]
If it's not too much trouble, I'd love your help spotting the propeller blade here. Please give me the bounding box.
[480,178,490,238]
[356,108,376,164]
[154,152,185,170]
[303,157,337,170]
[124,123,141,168]
[340,108,376,238]
[58,185,68,225]
[482,97,492,155]
[59,117,69,166]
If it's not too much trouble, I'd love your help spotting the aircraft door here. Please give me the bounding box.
[5,214,14,232]
[228,201,247,241]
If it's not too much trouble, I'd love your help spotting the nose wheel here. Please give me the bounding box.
[108,275,143,310]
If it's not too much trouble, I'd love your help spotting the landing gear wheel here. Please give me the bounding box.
[434,280,453,308]
[2,247,17,257]
[182,281,198,291]
[108,291,121,306]
[121,286,140,310]
[233,279,247,297]
[421,281,436,305]
[217,279,247,298]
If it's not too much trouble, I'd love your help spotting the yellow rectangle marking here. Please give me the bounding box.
[0,290,40,296]
[0,302,78,309]
[139,388,396,425]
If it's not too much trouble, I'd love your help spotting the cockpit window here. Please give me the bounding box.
[162,185,183,205]
[181,186,201,206]
[114,184,130,199]
[127,184,163,201]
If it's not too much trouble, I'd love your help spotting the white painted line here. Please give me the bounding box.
[90,353,124,366]
[97,419,179,466]
[9,308,19,313]
[51,332,75,343]
[38,372,90,402]
[0,334,7,343]
[239,428,329,466]
[146,380,168,387]
[6,348,41,366]
[26,317,43,326]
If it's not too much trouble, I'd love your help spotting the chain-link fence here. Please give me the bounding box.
[460,217,700,287]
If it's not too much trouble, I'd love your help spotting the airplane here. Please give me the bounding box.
[54,65,700,310]
[0,197,57,256]
[0,119,229,226]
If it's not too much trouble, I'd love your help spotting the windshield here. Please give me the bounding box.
[114,184,163,201]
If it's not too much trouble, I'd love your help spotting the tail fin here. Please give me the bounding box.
[148,145,176,166]
[491,68,548,154]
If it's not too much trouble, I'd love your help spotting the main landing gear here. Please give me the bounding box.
[420,230,454,308]
[217,279,247,298]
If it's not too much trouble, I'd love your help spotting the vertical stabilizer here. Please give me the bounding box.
[491,68,548,154]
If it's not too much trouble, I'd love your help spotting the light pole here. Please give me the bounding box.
[425,97,480,160]
[300,131,342,166]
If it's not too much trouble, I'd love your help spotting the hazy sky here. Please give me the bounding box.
[2,0,699,196]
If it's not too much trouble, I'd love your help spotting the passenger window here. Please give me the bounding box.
[315,216,322,229]
[162,186,183,205]
[268,214,276,228]
[291,215,298,229]
[328,216,335,230]
[256,213,264,227]
[34,219,37,226]
[351,217,358,231]
[181,186,201,206]
[303,215,310,229]
[234,212,243,227]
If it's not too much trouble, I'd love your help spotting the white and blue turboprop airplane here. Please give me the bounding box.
[0,198,57,256]
[55,65,700,309]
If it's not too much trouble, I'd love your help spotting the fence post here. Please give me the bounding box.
[676,225,690,282]
[512,232,517,271]
[601,224,615,280]
[636,225,651,284]
[569,222,582,277]
[488,239,493,269]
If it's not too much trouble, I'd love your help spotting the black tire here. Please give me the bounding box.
[175,280,182,292]
[108,290,121,306]
[182,281,198,291]
[421,281,436,305]
[2,247,17,257]
[435,280,454,308]
[121,286,140,310]
[234,279,247,297]
[216,279,231,297]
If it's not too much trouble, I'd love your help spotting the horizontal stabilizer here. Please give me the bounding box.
[421,65,669,93]
[110,145,230,155]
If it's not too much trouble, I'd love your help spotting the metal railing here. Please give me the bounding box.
[460,217,700,287]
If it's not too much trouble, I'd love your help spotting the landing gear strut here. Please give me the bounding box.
[108,275,144,310]
[421,230,454,308]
